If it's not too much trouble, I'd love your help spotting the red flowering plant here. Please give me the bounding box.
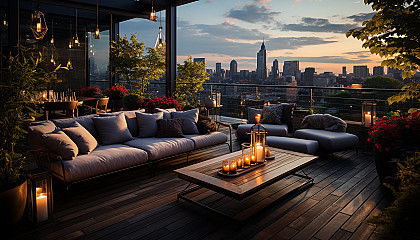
[106,85,129,99]
[368,111,420,154]
[143,96,183,111]
[80,86,101,97]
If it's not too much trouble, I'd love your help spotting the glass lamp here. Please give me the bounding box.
[250,114,266,163]
[30,8,48,40]
[362,101,376,128]
[27,168,53,224]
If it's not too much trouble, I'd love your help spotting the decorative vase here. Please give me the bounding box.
[110,98,123,112]
[374,149,398,183]
[0,176,27,228]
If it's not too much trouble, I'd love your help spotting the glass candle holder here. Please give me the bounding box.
[265,145,270,157]
[222,160,230,172]
[229,159,237,173]
[242,143,251,168]
[236,157,243,169]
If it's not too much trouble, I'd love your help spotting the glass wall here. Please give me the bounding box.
[88,30,110,92]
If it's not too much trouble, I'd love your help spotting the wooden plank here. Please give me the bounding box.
[314,213,350,240]
[348,223,375,240]
[340,177,381,215]
[330,229,353,240]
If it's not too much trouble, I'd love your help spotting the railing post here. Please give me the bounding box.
[310,88,313,109]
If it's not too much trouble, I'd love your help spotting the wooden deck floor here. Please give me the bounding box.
[9,125,390,240]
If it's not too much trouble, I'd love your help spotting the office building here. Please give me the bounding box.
[373,66,384,76]
[230,60,238,77]
[353,65,369,79]
[256,41,267,80]
[342,66,347,76]
[271,59,279,79]
[303,67,315,86]
[216,63,222,74]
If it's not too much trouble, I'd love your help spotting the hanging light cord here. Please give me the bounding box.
[96,0,99,28]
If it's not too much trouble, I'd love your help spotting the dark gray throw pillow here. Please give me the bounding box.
[171,109,199,134]
[136,112,164,137]
[42,129,78,160]
[261,104,283,124]
[92,113,134,145]
[247,107,263,124]
[156,118,184,138]
[62,122,98,154]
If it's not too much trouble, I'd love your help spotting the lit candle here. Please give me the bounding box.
[222,160,230,172]
[251,155,256,164]
[237,158,243,168]
[244,156,251,166]
[365,111,371,127]
[36,187,42,195]
[255,114,261,124]
[36,193,48,222]
[229,160,237,173]
[256,144,264,162]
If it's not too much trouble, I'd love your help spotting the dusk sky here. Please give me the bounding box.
[120,0,383,75]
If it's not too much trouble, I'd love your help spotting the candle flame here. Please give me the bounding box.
[36,22,41,32]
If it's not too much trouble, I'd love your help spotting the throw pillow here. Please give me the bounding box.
[155,118,184,138]
[279,103,296,132]
[28,120,57,150]
[135,112,164,137]
[154,108,176,119]
[261,104,283,124]
[196,115,218,134]
[62,122,98,154]
[171,109,199,134]
[247,107,263,124]
[92,113,134,145]
[42,129,78,160]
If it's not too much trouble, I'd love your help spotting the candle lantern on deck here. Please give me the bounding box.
[362,101,376,128]
[250,114,266,163]
[27,168,53,224]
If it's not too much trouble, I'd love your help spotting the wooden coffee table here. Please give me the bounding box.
[174,147,318,220]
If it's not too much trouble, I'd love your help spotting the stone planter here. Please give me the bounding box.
[0,176,27,228]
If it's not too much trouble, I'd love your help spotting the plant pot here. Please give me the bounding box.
[374,149,398,183]
[0,176,27,228]
[110,98,123,112]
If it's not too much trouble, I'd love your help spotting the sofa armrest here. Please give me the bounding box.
[214,120,233,152]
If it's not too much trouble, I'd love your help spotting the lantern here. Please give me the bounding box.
[27,168,53,224]
[250,114,266,163]
[211,92,221,107]
[30,9,48,40]
[362,101,376,128]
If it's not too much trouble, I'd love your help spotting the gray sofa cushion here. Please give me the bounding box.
[266,136,319,154]
[28,120,57,150]
[62,122,98,154]
[49,144,148,183]
[294,129,359,151]
[136,112,164,137]
[171,109,199,134]
[124,137,194,161]
[93,113,134,145]
[155,108,176,119]
[99,109,145,137]
[52,114,99,140]
[236,124,288,139]
[184,132,228,149]
[42,129,79,160]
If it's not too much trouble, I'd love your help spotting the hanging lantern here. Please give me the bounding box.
[27,169,53,224]
[250,114,266,163]
[69,38,73,49]
[362,101,376,128]
[94,0,100,39]
[66,59,73,70]
[150,2,157,21]
[154,26,165,49]
[30,7,48,40]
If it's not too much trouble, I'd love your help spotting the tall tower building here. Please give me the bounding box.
[353,65,369,79]
[271,59,279,79]
[216,63,222,74]
[256,41,267,80]
[283,61,299,77]
[230,60,238,77]
[303,67,315,86]
[373,66,384,76]
[342,66,347,76]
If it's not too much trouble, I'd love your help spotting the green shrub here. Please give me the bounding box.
[123,94,141,110]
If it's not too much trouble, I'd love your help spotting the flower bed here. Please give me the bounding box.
[80,86,101,97]
[142,96,183,111]
[106,86,129,99]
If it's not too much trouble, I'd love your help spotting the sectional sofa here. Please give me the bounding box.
[28,109,229,189]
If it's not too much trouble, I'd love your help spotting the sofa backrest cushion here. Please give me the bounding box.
[156,118,184,138]
[42,129,78,160]
[93,113,134,144]
[247,107,263,124]
[301,114,347,132]
[155,108,176,119]
[62,122,98,154]
[28,120,57,150]
[136,112,164,137]
[171,109,199,134]
[261,104,283,125]
[279,103,296,133]
[100,109,145,137]
[52,114,99,140]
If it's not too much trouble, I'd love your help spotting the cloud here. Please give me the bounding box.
[282,17,358,33]
[226,2,280,23]
[347,12,375,23]
[193,22,266,41]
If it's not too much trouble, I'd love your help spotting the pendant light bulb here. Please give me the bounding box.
[69,38,73,49]
[67,59,73,70]
[150,2,157,21]
[50,37,54,44]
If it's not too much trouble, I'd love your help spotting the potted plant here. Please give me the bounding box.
[105,85,129,111]
[144,96,183,112]
[0,48,61,228]
[80,86,102,97]
[368,111,420,182]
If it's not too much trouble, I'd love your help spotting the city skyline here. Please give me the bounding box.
[120,0,383,75]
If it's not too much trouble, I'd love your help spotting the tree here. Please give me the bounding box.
[362,76,403,89]
[110,34,165,96]
[175,57,209,107]
[346,0,420,79]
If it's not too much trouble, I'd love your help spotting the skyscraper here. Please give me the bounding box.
[303,67,315,86]
[256,41,267,80]
[342,66,347,76]
[271,59,279,79]
[230,60,237,77]
[216,63,222,74]
[353,65,369,79]
[373,66,384,76]
[283,61,299,77]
